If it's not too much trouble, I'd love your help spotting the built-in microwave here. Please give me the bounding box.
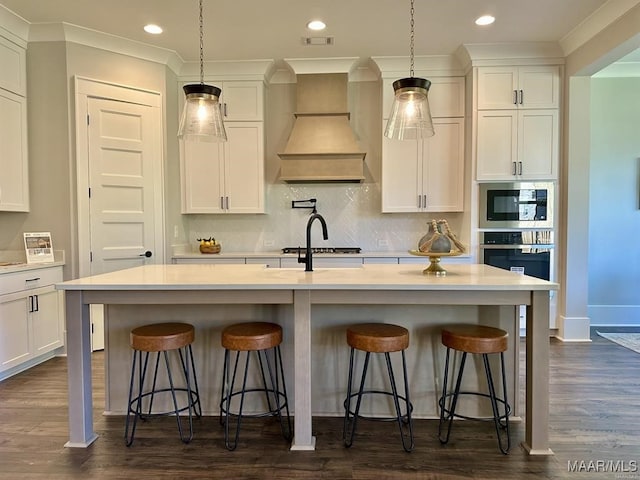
[479,182,554,229]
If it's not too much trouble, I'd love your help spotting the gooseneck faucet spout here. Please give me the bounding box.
[298,213,329,272]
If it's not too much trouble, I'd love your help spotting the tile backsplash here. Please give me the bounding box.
[184,183,464,253]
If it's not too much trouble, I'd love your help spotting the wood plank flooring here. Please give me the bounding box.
[0,332,639,479]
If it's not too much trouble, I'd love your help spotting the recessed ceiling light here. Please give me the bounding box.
[475,15,495,26]
[144,24,163,34]
[307,20,326,31]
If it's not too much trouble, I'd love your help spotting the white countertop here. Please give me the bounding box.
[56,263,556,292]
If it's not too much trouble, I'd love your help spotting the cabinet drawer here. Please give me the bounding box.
[0,267,63,295]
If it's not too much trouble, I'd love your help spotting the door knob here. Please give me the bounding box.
[139,251,152,258]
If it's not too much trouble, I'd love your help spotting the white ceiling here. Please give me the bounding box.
[0,0,638,74]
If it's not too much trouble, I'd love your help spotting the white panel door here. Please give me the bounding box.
[381,127,421,212]
[0,293,30,370]
[181,139,224,213]
[424,118,464,212]
[518,109,559,180]
[476,110,518,180]
[86,97,161,351]
[88,98,159,275]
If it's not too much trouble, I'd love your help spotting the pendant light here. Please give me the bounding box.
[178,0,227,142]
[384,0,434,140]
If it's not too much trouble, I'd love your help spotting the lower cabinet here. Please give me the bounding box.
[0,266,64,377]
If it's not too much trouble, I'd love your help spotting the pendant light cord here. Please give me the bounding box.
[199,0,204,85]
[409,0,415,78]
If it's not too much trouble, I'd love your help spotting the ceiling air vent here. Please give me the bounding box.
[302,36,334,46]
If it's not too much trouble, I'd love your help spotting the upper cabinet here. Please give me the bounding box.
[179,79,265,214]
[0,34,28,212]
[382,117,464,213]
[477,66,560,110]
[475,65,561,181]
[218,81,264,121]
[381,75,465,213]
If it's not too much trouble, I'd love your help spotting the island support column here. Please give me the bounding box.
[524,290,553,454]
[290,289,316,450]
[64,290,98,447]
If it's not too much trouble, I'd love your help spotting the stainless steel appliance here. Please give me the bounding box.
[480,231,553,280]
[479,182,554,229]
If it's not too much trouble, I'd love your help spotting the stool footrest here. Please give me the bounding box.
[438,391,510,423]
[220,388,289,419]
[343,390,413,423]
[128,388,201,419]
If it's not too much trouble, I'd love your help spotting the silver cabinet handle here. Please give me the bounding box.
[512,162,517,175]
[423,195,427,209]
[518,162,523,175]
[220,197,224,210]
[519,89,524,105]
[34,294,39,312]
[223,103,228,117]
[417,195,421,208]
[225,196,229,210]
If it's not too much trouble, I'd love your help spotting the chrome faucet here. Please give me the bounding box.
[298,213,329,272]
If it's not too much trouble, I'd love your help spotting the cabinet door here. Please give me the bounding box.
[0,35,26,96]
[0,292,30,371]
[423,118,464,212]
[31,288,64,355]
[223,122,265,213]
[180,139,225,213]
[517,66,560,109]
[518,109,559,180]
[477,67,518,110]
[381,128,422,212]
[476,110,518,180]
[221,81,264,121]
[0,89,29,212]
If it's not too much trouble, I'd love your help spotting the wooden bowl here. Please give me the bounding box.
[199,244,221,254]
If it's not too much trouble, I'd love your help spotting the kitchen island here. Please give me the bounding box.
[57,263,556,455]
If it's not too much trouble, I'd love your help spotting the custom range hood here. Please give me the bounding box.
[278,73,366,183]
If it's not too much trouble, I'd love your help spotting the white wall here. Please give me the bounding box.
[588,77,640,325]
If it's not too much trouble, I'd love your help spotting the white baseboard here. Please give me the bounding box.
[588,305,640,326]
[555,316,591,342]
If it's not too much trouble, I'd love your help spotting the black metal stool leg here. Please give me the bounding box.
[224,350,252,451]
[343,350,371,448]
[124,349,140,446]
[483,353,511,454]
[275,345,292,440]
[263,346,292,441]
[385,351,414,452]
[439,350,467,444]
[342,347,356,445]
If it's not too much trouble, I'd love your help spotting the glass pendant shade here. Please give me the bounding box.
[178,84,227,142]
[384,77,435,140]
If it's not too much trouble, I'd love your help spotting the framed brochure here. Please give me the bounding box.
[24,232,54,264]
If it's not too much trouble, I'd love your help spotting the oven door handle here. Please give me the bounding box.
[480,244,555,250]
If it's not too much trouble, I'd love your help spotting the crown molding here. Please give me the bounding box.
[0,4,29,47]
[370,55,465,78]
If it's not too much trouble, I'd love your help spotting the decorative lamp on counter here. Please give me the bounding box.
[178,0,227,142]
[384,0,434,141]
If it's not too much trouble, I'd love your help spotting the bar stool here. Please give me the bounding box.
[124,322,201,446]
[219,322,291,451]
[438,324,511,454]
[343,323,414,452]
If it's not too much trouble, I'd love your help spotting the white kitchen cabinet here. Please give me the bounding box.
[181,122,265,214]
[476,109,559,181]
[477,66,560,110]
[382,76,465,119]
[280,257,363,269]
[0,266,64,377]
[219,81,264,121]
[0,77,29,212]
[382,118,465,212]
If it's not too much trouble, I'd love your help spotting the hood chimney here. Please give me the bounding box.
[278,73,366,183]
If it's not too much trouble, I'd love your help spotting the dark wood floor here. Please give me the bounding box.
[1,331,639,479]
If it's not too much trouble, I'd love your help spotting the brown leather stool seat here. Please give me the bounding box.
[219,322,291,451]
[343,323,414,452]
[125,322,201,446]
[438,324,511,454]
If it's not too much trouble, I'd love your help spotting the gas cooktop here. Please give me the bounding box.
[281,247,361,254]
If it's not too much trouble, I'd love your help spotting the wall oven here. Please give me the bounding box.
[480,231,554,281]
[479,182,554,229]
